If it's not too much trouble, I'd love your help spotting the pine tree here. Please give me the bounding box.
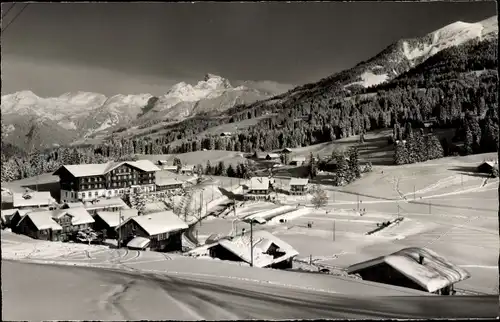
[394,140,409,165]
[426,134,445,160]
[216,161,226,176]
[334,153,349,186]
[347,146,361,179]
[205,160,212,175]
[308,152,316,179]
[226,164,236,177]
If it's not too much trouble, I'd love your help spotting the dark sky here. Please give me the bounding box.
[2,2,497,97]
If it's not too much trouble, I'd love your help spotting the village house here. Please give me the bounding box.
[244,177,271,200]
[53,160,160,203]
[12,191,57,210]
[288,178,309,195]
[253,151,268,160]
[79,197,130,216]
[220,132,232,137]
[290,156,306,166]
[51,207,95,238]
[477,161,498,174]
[9,208,47,231]
[266,153,281,161]
[193,230,298,269]
[93,209,139,239]
[282,148,293,154]
[155,177,185,193]
[347,247,471,295]
[115,211,189,252]
[16,211,63,241]
[180,165,196,176]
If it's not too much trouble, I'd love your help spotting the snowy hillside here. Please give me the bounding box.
[1,74,288,150]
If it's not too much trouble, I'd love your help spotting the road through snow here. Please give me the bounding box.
[2,261,498,320]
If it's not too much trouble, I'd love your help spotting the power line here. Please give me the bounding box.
[1,3,29,35]
[1,3,16,20]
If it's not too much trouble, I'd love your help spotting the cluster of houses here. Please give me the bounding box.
[253,148,307,166]
[243,176,309,201]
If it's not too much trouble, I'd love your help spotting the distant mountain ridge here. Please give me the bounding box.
[1,74,294,150]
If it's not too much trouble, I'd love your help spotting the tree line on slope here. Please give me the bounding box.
[1,39,497,181]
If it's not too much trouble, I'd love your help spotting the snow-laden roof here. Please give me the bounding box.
[13,191,56,208]
[127,236,150,249]
[289,178,309,186]
[248,177,270,191]
[18,211,63,231]
[291,156,306,162]
[217,230,298,268]
[83,197,129,210]
[63,201,85,208]
[118,211,188,236]
[57,207,95,225]
[347,247,471,293]
[181,165,195,171]
[480,161,498,168]
[96,209,139,228]
[54,160,160,178]
[266,153,280,159]
[156,177,184,186]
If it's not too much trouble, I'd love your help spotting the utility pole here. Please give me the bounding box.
[357,195,360,212]
[118,208,122,248]
[333,220,336,242]
[250,220,254,267]
[413,185,416,200]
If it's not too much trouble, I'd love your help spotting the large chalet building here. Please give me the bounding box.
[53,160,160,203]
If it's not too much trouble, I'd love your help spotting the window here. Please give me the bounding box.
[65,191,68,197]
[128,175,131,179]
[91,177,95,182]
[82,185,86,190]
[115,190,118,194]
[82,192,86,198]
[94,191,98,196]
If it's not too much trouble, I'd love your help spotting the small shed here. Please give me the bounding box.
[347,247,471,295]
[266,153,281,161]
[290,156,306,166]
[477,161,498,174]
[127,236,151,250]
[282,148,293,154]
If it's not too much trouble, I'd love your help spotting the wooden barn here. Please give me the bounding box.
[93,209,139,239]
[16,211,63,241]
[115,211,188,252]
[347,247,470,295]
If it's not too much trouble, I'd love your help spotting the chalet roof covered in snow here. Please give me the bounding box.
[117,210,188,236]
[266,153,280,159]
[289,178,309,186]
[248,177,270,191]
[53,160,160,178]
[95,209,139,228]
[347,247,471,293]
[13,191,56,208]
[156,177,184,186]
[83,197,129,211]
[62,201,85,209]
[217,230,299,268]
[291,156,307,162]
[53,207,95,225]
[18,211,63,231]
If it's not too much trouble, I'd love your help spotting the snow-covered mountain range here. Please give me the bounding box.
[268,15,498,104]
[1,74,293,149]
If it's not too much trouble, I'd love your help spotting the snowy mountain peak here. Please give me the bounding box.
[402,15,498,65]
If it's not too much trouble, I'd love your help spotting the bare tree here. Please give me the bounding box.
[311,185,328,209]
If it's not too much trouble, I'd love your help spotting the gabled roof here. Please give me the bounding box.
[248,177,270,190]
[217,230,298,268]
[53,160,160,178]
[479,161,497,168]
[96,209,139,228]
[347,247,471,293]
[56,207,95,225]
[266,153,280,159]
[117,211,188,236]
[289,178,309,186]
[18,211,63,231]
[282,148,293,153]
[155,177,184,186]
[13,191,56,208]
[83,197,129,211]
[62,201,85,209]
